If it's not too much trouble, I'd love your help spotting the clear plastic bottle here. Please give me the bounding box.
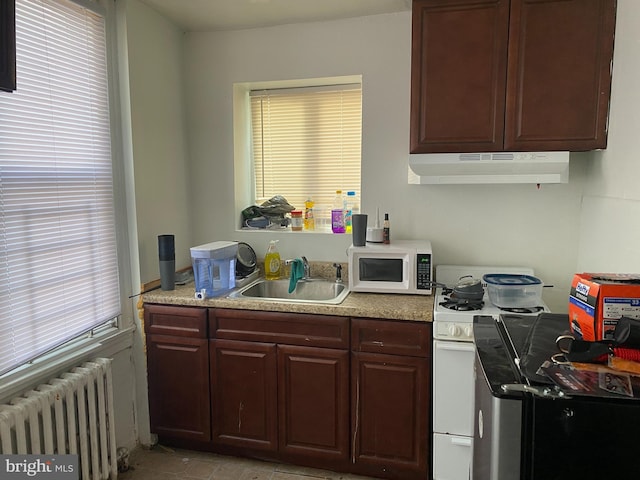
[344,191,359,233]
[331,190,346,233]
[264,240,281,280]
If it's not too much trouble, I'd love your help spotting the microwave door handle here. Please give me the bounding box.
[405,257,413,283]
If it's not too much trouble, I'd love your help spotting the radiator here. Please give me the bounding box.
[0,358,118,480]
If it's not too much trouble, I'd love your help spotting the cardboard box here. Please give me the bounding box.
[569,273,640,341]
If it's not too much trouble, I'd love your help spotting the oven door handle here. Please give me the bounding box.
[451,437,472,447]
[435,341,475,352]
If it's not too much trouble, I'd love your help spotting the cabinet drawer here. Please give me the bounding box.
[351,318,431,357]
[211,308,349,349]
[144,304,208,338]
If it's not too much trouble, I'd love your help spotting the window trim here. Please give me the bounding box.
[233,75,362,232]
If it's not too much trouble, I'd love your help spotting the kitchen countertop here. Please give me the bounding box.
[143,281,434,322]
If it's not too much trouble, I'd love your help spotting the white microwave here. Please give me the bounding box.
[348,240,433,295]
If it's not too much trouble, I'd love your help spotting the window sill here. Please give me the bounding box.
[238,227,350,235]
[0,324,135,403]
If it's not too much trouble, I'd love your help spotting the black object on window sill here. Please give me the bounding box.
[0,0,17,93]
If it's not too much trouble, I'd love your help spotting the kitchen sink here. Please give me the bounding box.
[229,278,349,304]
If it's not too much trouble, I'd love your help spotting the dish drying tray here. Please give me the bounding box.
[235,270,260,288]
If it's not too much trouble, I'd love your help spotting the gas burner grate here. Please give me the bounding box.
[439,297,484,311]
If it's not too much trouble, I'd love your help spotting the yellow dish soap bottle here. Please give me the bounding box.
[264,240,281,280]
[304,198,315,231]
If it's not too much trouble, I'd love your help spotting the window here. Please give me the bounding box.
[249,82,362,225]
[0,0,121,376]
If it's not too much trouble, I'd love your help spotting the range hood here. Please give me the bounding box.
[408,151,570,185]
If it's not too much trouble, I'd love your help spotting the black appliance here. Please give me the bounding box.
[473,313,640,480]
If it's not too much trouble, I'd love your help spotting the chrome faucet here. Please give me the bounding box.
[301,256,310,279]
[285,257,311,280]
[333,263,343,283]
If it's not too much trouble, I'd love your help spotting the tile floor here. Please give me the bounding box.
[118,444,378,480]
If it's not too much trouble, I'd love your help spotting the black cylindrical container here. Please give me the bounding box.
[158,234,175,291]
[614,316,640,348]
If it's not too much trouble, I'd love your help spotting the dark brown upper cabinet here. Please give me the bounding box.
[0,0,16,93]
[410,0,617,154]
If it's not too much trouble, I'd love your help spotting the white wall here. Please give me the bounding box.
[126,0,193,282]
[576,1,640,273]
[121,0,640,450]
[112,0,196,450]
[182,12,590,311]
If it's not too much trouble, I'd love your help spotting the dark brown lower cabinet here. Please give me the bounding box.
[209,308,351,471]
[209,340,350,465]
[351,352,429,479]
[351,318,431,480]
[278,344,350,463]
[145,305,432,480]
[144,305,211,442]
[209,339,278,451]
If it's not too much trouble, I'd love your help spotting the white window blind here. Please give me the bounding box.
[0,0,120,376]
[250,84,362,214]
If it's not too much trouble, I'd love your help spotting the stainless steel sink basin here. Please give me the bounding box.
[229,278,349,304]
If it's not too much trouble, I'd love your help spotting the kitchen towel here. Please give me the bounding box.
[288,258,305,293]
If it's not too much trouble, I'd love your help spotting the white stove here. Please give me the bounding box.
[433,265,548,342]
[432,265,549,480]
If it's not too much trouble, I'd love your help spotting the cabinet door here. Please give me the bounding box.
[410,0,510,153]
[210,339,278,451]
[504,0,616,151]
[277,345,349,464]
[146,334,211,441]
[351,352,429,480]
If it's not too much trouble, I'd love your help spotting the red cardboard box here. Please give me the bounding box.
[569,273,640,341]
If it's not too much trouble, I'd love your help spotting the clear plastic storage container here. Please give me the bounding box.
[190,241,238,298]
[483,273,543,308]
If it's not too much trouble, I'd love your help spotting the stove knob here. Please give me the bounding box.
[448,324,461,337]
[464,325,473,338]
